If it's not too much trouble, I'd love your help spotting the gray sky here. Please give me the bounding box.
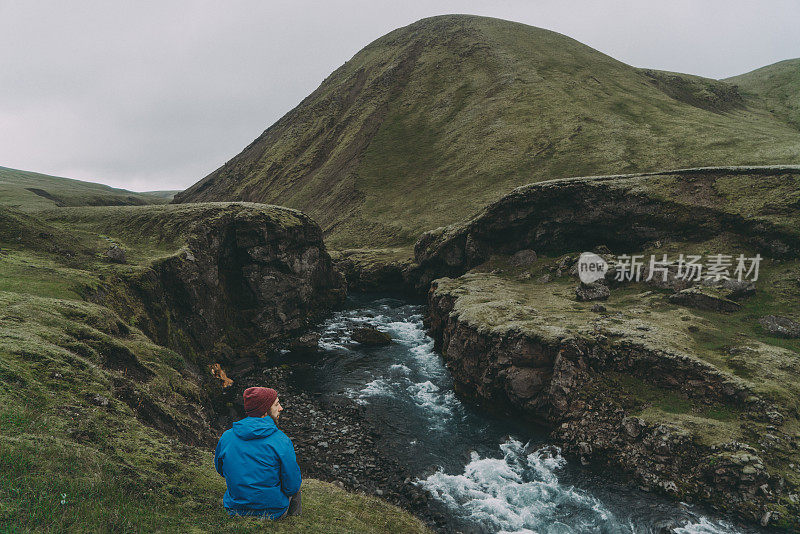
[1,1,797,192]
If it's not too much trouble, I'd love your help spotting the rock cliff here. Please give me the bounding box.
[426,273,800,529]
[81,203,346,363]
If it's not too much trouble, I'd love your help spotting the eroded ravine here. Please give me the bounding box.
[288,294,767,534]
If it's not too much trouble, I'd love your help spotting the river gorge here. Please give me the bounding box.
[270,294,769,534]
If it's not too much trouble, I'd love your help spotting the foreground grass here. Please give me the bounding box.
[0,431,428,533]
[0,297,429,534]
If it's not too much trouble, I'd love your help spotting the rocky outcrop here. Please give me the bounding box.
[575,281,610,301]
[759,315,800,338]
[332,249,417,294]
[667,287,742,312]
[413,167,800,292]
[509,249,538,267]
[103,244,127,264]
[426,278,800,530]
[426,282,762,420]
[90,203,345,363]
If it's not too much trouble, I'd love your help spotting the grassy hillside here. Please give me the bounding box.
[174,14,800,248]
[0,202,430,533]
[726,58,800,130]
[0,166,172,211]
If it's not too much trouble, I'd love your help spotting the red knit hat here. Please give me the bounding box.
[243,387,278,417]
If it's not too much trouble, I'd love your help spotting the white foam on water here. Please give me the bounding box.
[673,517,741,534]
[417,438,616,533]
[321,301,750,533]
[339,304,460,424]
[409,339,445,377]
[316,314,352,350]
[318,337,350,351]
[385,319,428,344]
[348,377,394,405]
[417,439,746,534]
[317,306,409,350]
[388,363,411,376]
[405,380,458,422]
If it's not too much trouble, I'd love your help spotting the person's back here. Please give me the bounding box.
[214,387,302,519]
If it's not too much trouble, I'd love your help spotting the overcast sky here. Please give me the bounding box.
[1,1,797,192]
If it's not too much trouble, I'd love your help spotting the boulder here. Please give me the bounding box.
[557,255,577,277]
[641,262,693,291]
[702,277,756,300]
[621,416,644,438]
[668,288,741,312]
[509,249,537,267]
[90,394,110,407]
[352,327,392,346]
[504,366,546,403]
[575,281,610,301]
[758,315,800,338]
[290,332,321,352]
[104,245,127,264]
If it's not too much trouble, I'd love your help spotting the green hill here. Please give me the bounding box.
[173,14,800,249]
[726,58,800,130]
[0,166,172,211]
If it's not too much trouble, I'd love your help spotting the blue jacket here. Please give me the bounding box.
[214,416,302,518]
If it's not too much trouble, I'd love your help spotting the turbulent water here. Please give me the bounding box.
[291,295,764,534]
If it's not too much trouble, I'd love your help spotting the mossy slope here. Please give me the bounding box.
[726,58,800,130]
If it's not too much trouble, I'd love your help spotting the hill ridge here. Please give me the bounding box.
[0,165,172,210]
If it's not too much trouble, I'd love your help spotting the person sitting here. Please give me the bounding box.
[214,386,302,519]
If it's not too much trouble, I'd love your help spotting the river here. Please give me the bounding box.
[290,294,766,534]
